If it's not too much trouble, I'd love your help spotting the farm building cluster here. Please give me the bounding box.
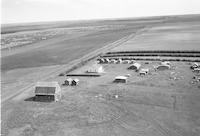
[32,55,200,102]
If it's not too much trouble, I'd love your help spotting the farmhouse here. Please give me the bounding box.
[35,82,61,102]
[114,76,127,83]
[86,64,104,73]
[128,62,141,71]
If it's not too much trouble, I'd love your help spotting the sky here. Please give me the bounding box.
[1,0,200,24]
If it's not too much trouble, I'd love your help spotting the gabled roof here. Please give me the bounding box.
[115,76,127,80]
[129,63,141,69]
[35,82,60,95]
[35,86,56,95]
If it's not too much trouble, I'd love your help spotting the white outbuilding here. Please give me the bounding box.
[139,68,149,76]
[71,79,80,86]
[86,64,104,73]
[161,61,171,66]
[128,63,141,71]
[191,62,199,69]
[64,78,73,86]
[114,76,128,83]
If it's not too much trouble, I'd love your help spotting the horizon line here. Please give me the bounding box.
[2,13,200,26]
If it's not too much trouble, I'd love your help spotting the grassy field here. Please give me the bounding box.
[111,20,200,51]
[1,26,140,71]
[2,60,200,136]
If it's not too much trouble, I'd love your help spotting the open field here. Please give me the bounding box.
[111,21,200,51]
[2,60,200,136]
[1,14,200,136]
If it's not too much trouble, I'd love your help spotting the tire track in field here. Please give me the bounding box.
[121,101,183,136]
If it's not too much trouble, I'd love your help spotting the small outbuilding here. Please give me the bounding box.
[139,68,149,76]
[97,58,104,64]
[161,61,171,66]
[86,64,104,73]
[114,76,127,83]
[63,78,73,86]
[191,62,199,69]
[35,82,61,102]
[123,60,131,64]
[128,63,141,71]
[110,59,117,64]
[71,79,79,86]
[156,65,170,71]
[116,58,123,64]
[104,58,110,64]
[193,68,200,73]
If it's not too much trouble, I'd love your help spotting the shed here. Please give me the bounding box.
[191,62,199,69]
[193,68,200,73]
[86,64,104,73]
[63,78,73,86]
[110,59,117,64]
[71,79,79,86]
[139,68,149,76]
[116,58,123,64]
[129,60,135,64]
[97,58,104,64]
[35,82,61,102]
[128,63,141,71]
[104,58,110,64]
[157,65,170,71]
[161,61,171,66]
[114,76,127,83]
[123,60,131,64]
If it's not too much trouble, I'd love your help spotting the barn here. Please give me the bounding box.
[128,63,141,71]
[35,82,61,102]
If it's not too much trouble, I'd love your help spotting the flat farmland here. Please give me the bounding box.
[1,15,200,136]
[111,21,200,51]
[1,26,140,71]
